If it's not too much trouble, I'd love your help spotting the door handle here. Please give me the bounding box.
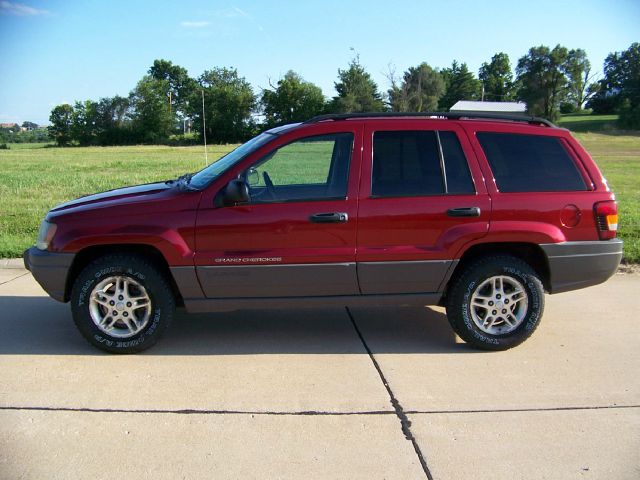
[310,212,349,223]
[447,207,481,217]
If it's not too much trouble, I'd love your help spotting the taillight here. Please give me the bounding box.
[594,201,618,240]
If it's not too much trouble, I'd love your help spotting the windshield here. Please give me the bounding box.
[189,132,276,189]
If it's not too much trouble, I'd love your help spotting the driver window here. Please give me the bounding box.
[243,132,353,203]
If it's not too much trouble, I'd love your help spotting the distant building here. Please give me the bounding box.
[450,101,527,114]
[0,122,31,132]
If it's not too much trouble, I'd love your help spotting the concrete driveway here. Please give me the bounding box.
[0,267,638,479]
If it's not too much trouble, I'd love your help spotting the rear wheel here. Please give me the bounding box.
[446,255,545,350]
[70,254,175,353]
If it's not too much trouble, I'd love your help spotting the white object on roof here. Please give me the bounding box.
[450,101,526,113]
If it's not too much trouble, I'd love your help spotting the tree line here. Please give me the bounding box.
[48,42,640,146]
[0,121,50,145]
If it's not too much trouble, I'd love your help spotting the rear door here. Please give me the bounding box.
[194,123,362,298]
[356,120,491,294]
[467,125,599,242]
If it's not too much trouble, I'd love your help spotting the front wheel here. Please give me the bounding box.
[70,254,175,353]
[446,255,545,351]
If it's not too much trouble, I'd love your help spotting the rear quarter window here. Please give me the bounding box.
[476,132,587,192]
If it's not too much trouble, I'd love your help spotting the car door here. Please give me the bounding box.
[356,120,491,294]
[194,123,362,298]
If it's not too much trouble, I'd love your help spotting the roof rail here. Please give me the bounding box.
[304,112,556,128]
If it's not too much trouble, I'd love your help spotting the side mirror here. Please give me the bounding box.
[247,167,260,186]
[220,179,250,206]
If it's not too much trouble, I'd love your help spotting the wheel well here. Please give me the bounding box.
[65,244,184,305]
[444,243,551,299]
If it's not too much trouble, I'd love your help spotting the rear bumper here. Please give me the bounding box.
[541,239,623,294]
[23,247,75,302]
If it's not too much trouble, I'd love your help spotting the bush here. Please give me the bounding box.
[560,102,577,114]
[1,128,52,144]
[0,143,8,150]
[587,93,622,114]
[618,100,640,130]
[166,133,200,146]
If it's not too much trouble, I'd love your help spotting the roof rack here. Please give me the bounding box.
[304,112,556,128]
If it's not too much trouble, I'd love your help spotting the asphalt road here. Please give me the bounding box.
[0,268,638,479]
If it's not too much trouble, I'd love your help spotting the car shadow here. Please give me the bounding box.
[0,296,474,355]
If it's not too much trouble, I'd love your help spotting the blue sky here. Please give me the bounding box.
[1,0,638,124]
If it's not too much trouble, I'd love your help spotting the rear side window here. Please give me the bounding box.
[372,130,474,197]
[439,131,475,194]
[476,132,587,192]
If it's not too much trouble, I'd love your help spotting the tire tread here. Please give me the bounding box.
[446,255,545,351]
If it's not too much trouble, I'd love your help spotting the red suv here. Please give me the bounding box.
[24,113,622,353]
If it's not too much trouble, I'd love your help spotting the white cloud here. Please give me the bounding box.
[0,1,50,16]
[217,6,247,18]
[180,20,210,28]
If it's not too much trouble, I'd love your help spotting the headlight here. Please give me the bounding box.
[36,220,57,251]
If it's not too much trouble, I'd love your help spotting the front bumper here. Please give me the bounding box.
[23,247,75,302]
[541,239,623,294]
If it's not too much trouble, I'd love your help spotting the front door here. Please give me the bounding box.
[194,124,362,298]
[356,120,491,294]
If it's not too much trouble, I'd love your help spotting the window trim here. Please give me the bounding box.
[435,131,448,193]
[243,195,347,205]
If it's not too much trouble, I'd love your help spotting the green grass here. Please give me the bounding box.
[0,134,638,262]
[557,114,620,133]
[2,142,55,150]
[0,144,235,258]
[254,141,334,186]
[573,133,640,263]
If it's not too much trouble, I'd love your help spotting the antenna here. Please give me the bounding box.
[201,90,208,166]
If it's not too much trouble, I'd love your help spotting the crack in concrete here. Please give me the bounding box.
[406,404,640,415]
[0,406,396,416]
[1,404,637,417]
[0,271,29,286]
[345,307,434,480]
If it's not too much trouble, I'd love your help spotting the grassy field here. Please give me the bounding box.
[1,130,639,262]
[0,143,229,258]
[575,133,640,262]
[557,114,620,132]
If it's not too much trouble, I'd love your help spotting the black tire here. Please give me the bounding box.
[446,255,545,351]
[70,254,175,353]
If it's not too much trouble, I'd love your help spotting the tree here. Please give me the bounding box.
[261,71,325,127]
[330,57,385,113]
[129,76,173,144]
[148,59,196,126]
[438,61,481,110]
[71,100,100,146]
[388,62,444,112]
[48,104,74,146]
[478,53,515,101]
[95,96,132,145]
[588,42,640,124]
[516,45,569,120]
[564,49,597,111]
[190,67,256,144]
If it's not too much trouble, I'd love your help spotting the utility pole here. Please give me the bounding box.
[202,90,208,166]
